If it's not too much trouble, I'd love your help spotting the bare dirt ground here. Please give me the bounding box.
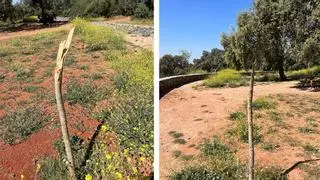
[160,81,320,179]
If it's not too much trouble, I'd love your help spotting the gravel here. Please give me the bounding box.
[92,21,154,37]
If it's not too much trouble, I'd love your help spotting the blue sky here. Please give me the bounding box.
[160,0,253,60]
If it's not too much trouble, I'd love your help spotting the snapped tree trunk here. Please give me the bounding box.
[54,27,76,180]
[247,65,255,180]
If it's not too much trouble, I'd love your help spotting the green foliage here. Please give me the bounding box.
[261,142,280,152]
[13,66,34,81]
[252,97,276,110]
[231,117,262,144]
[99,49,153,158]
[170,168,221,180]
[287,66,320,80]
[39,158,68,179]
[200,138,232,157]
[297,127,316,134]
[160,52,190,78]
[21,85,39,93]
[171,137,282,179]
[303,144,319,154]
[84,125,150,179]
[134,2,152,19]
[65,81,108,108]
[72,18,125,51]
[229,111,245,121]
[0,73,5,82]
[173,138,187,144]
[23,15,39,22]
[193,48,226,72]
[0,107,50,144]
[204,69,246,88]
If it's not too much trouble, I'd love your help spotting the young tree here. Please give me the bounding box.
[234,11,265,180]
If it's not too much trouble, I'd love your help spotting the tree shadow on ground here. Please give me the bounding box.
[0,21,68,33]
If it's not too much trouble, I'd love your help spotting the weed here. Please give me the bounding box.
[169,131,184,139]
[229,111,245,121]
[80,65,89,70]
[13,66,34,81]
[0,107,50,144]
[173,138,187,144]
[232,118,262,144]
[0,73,5,82]
[200,138,232,157]
[91,73,103,80]
[72,18,125,51]
[170,168,221,180]
[252,97,276,110]
[261,142,280,151]
[303,144,319,154]
[64,56,76,66]
[204,69,247,88]
[172,150,182,158]
[81,74,89,78]
[297,127,316,134]
[65,81,108,108]
[21,86,39,93]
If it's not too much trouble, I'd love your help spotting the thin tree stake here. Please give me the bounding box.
[54,27,76,179]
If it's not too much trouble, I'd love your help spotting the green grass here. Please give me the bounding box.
[203,69,247,88]
[173,138,187,144]
[200,138,232,157]
[261,142,280,152]
[72,18,125,51]
[228,117,263,144]
[12,65,34,81]
[172,150,182,158]
[287,66,320,79]
[252,97,276,110]
[0,107,50,144]
[80,65,89,70]
[169,131,184,139]
[303,144,319,154]
[21,86,39,93]
[65,81,108,108]
[170,137,282,180]
[229,111,245,121]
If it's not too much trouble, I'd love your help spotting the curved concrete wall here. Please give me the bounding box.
[160,73,213,98]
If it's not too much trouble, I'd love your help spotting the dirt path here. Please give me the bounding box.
[0,24,71,41]
[160,81,320,179]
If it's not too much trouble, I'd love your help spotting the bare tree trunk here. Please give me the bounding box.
[54,27,76,180]
[247,65,255,180]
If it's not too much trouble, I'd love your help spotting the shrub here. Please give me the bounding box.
[203,69,246,88]
[72,18,125,51]
[173,138,187,144]
[261,142,280,151]
[134,3,152,19]
[288,66,320,80]
[23,15,39,22]
[0,107,50,144]
[229,111,245,121]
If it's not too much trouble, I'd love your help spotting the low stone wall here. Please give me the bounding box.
[160,73,213,98]
[92,21,154,37]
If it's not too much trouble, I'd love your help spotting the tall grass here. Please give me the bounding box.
[288,66,320,79]
[72,18,125,51]
[203,69,247,88]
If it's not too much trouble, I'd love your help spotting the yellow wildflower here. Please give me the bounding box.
[106,153,112,160]
[20,175,24,180]
[85,174,93,180]
[115,172,122,180]
[139,157,146,162]
[101,125,108,132]
[132,167,138,174]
